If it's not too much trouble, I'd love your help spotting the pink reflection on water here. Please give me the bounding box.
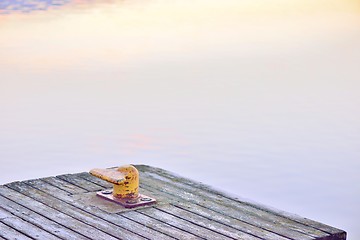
[120,134,162,156]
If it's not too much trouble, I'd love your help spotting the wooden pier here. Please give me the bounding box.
[0,165,346,239]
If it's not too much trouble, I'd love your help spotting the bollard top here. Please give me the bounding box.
[89,165,138,185]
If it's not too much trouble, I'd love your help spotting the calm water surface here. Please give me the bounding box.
[1,0,360,238]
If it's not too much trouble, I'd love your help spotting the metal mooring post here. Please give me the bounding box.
[90,165,156,208]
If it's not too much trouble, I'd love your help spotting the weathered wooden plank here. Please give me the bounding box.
[0,195,87,240]
[140,183,291,240]
[153,186,289,240]
[139,171,326,240]
[0,221,32,240]
[41,177,87,195]
[0,185,119,240]
[138,207,234,240]
[138,165,345,237]
[120,210,203,240]
[56,174,103,192]
[6,181,146,240]
[0,207,60,240]
[140,169,333,239]
[155,204,261,240]
[25,177,174,240]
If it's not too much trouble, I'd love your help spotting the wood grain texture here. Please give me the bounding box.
[0,221,32,240]
[0,165,346,240]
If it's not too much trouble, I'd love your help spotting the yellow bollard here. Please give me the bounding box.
[89,165,156,208]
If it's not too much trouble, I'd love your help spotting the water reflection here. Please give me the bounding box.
[1,0,359,72]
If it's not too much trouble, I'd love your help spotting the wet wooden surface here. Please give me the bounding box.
[0,165,346,240]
